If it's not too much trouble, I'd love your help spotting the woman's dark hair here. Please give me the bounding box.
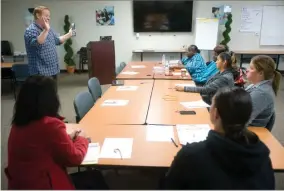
[214,87,256,144]
[213,44,228,55]
[12,75,60,126]
[188,45,201,54]
[218,51,237,69]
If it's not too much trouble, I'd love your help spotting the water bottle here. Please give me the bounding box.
[165,64,170,76]
[162,54,166,66]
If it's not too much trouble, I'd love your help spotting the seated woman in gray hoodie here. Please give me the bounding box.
[246,55,281,130]
[175,52,235,105]
[163,87,274,189]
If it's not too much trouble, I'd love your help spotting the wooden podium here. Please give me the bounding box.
[87,40,115,85]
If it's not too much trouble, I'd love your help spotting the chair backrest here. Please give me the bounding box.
[116,65,124,75]
[120,62,126,69]
[88,77,102,102]
[79,47,88,56]
[74,91,94,122]
[1,40,13,56]
[266,112,276,131]
[115,67,120,75]
[11,64,29,80]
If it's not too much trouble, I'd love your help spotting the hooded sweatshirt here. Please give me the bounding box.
[163,130,275,190]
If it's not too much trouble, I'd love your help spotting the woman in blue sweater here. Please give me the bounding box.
[171,45,207,83]
[202,45,229,82]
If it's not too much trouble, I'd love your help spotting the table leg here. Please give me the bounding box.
[276,54,280,70]
[180,53,183,60]
[141,53,143,61]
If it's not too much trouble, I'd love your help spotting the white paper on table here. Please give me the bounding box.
[172,72,181,76]
[169,60,180,64]
[82,143,100,164]
[116,86,138,91]
[175,83,196,87]
[176,124,210,145]
[146,125,174,142]
[131,65,146,68]
[121,71,139,75]
[101,100,129,106]
[153,66,165,74]
[100,138,133,159]
[173,72,189,76]
[180,100,210,108]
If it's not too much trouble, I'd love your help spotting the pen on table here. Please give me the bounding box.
[171,138,178,148]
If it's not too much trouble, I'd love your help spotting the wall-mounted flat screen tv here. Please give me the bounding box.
[133,0,193,32]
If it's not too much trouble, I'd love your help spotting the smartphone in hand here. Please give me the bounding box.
[71,23,76,36]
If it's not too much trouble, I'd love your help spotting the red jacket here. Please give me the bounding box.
[5,116,89,190]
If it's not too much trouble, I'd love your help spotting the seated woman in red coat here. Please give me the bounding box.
[5,75,99,189]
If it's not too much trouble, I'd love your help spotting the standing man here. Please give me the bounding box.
[24,6,74,80]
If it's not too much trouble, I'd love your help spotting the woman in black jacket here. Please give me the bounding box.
[163,87,275,190]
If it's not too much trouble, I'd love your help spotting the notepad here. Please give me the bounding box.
[131,65,146,68]
[180,100,210,108]
[121,71,139,75]
[100,138,133,159]
[175,83,196,87]
[146,125,174,142]
[176,124,210,145]
[172,72,181,76]
[82,143,100,164]
[116,86,138,91]
[101,100,129,106]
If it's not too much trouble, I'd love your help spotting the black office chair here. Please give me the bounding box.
[1,40,13,56]
[11,64,29,99]
[1,40,25,62]
[77,47,88,73]
[1,42,14,93]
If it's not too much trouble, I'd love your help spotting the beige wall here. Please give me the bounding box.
[1,0,284,69]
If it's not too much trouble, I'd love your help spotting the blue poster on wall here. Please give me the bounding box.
[96,6,115,26]
[212,5,232,25]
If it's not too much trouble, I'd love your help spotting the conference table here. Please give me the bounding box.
[67,123,284,171]
[75,61,284,171]
[116,61,155,80]
[80,79,154,125]
[147,80,210,125]
[116,61,191,80]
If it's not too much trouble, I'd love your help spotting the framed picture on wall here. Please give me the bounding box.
[96,6,115,26]
[212,5,232,25]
